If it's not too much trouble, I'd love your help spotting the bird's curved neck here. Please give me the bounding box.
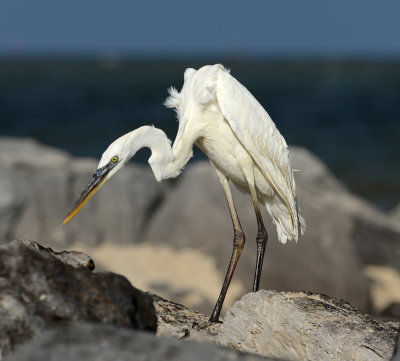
[127,126,192,181]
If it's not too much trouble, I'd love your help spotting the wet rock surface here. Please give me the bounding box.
[0,241,156,356]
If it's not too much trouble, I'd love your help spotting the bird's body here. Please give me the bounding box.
[197,109,274,209]
[63,64,305,322]
[165,64,304,243]
[197,118,252,190]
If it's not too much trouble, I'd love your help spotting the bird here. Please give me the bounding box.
[63,64,306,322]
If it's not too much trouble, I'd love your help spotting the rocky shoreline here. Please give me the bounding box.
[1,137,400,360]
[1,240,399,360]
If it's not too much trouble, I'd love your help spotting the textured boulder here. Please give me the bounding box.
[218,291,400,361]
[20,239,95,270]
[0,241,156,356]
[153,290,399,361]
[7,323,279,361]
[152,293,221,342]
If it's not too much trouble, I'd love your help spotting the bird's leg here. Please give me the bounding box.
[248,183,268,292]
[209,172,245,323]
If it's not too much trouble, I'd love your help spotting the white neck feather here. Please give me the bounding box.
[126,126,193,181]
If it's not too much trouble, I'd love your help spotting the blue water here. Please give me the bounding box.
[0,58,399,210]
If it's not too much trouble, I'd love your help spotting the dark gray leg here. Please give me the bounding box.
[248,183,268,292]
[210,173,245,322]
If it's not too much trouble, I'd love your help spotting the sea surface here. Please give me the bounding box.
[0,58,399,210]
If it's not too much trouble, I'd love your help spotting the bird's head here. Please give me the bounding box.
[62,134,132,225]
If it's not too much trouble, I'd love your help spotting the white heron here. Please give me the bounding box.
[63,64,305,322]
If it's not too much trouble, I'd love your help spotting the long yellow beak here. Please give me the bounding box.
[62,167,109,225]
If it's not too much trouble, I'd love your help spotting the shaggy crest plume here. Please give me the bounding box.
[164,87,181,111]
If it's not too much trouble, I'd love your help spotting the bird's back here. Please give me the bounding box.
[213,66,305,243]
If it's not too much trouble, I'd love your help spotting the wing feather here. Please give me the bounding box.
[215,67,305,241]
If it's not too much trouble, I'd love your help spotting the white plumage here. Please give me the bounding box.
[165,64,305,243]
[63,64,305,322]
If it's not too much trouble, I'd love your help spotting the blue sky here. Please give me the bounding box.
[1,0,400,57]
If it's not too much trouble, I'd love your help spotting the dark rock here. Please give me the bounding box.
[352,218,400,271]
[393,335,400,361]
[390,203,400,223]
[152,293,221,342]
[19,239,95,270]
[380,303,400,320]
[0,242,156,356]
[7,323,280,361]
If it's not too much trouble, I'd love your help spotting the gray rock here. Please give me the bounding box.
[0,137,165,247]
[152,290,399,361]
[0,164,23,241]
[381,303,400,320]
[390,203,400,223]
[392,336,400,361]
[152,284,399,360]
[0,242,156,356]
[152,293,221,342]
[352,218,400,271]
[218,290,400,361]
[7,323,279,361]
[19,239,95,270]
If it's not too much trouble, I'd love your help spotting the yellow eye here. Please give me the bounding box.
[111,156,118,163]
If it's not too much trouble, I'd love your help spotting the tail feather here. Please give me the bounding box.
[265,199,305,244]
